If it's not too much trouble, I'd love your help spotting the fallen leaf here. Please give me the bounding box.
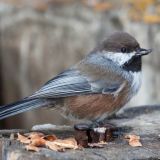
[25,144,39,152]
[125,134,142,147]
[45,138,78,151]
[43,135,57,141]
[53,138,78,149]
[17,132,79,152]
[45,141,64,152]
[17,133,31,144]
[27,132,45,139]
[31,137,46,147]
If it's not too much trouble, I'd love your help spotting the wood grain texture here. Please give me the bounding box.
[0,105,160,160]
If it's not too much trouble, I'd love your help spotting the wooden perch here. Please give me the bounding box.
[0,105,160,160]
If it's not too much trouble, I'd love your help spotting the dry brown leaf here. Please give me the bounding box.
[45,138,78,151]
[27,132,45,139]
[45,141,64,152]
[25,144,39,152]
[31,137,46,147]
[43,135,57,141]
[125,134,142,147]
[17,132,79,152]
[17,133,31,144]
[53,138,78,149]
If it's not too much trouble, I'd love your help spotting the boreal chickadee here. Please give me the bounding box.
[0,32,152,125]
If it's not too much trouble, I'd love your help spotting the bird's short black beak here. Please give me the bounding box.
[136,48,152,56]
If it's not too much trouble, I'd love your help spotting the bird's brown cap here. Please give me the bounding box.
[95,32,140,53]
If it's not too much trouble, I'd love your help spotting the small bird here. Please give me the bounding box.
[0,32,151,126]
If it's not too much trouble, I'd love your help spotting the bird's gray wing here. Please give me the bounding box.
[29,54,124,99]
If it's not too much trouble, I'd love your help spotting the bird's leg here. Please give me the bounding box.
[74,120,118,146]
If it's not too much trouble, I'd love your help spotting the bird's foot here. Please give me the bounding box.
[74,122,119,147]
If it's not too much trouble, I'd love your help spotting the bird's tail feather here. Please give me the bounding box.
[0,98,53,120]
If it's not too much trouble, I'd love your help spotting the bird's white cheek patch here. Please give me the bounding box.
[103,52,135,66]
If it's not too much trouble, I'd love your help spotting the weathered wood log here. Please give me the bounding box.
[0,105,160,160]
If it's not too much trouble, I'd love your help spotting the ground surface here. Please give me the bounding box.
[0,105,160,160]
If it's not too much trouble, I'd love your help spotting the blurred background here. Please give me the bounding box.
[0,0,160,129]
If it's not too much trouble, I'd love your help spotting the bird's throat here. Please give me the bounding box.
[122,56,142,72]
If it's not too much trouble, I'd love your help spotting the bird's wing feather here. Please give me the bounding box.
[30,69,93,98]
[29,54,124,99]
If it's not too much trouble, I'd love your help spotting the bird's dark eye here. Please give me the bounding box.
[121,47,127,53]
